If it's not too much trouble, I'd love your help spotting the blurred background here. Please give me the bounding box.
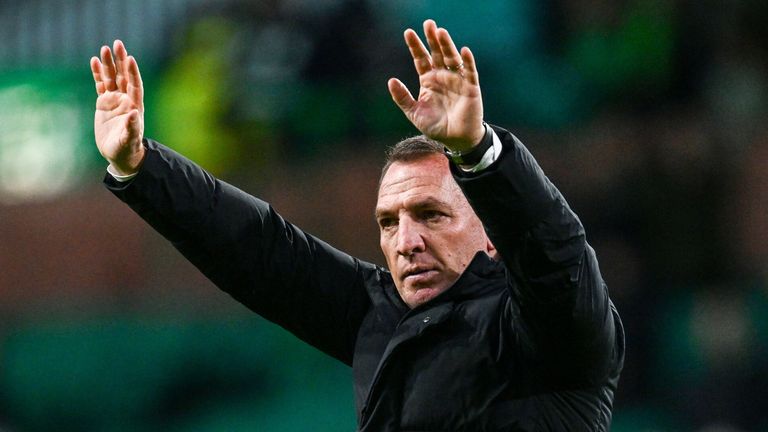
[0,0,767,430]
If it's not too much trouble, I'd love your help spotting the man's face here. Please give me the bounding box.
[376,154,495,309]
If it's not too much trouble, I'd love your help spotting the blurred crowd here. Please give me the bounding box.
[1,0,767,430]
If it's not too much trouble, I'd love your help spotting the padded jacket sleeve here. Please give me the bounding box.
[451,125,624,387]
[104,138,373,365]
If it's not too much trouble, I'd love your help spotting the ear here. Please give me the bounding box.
[486,237,499,260]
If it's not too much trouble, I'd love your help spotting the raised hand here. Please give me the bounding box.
[90,40,145,175]
[388,20,485,153]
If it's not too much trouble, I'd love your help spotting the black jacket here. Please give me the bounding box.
[105,125,624,431]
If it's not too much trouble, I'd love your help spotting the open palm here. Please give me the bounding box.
[388,20,485,152]
[90,40,145,175]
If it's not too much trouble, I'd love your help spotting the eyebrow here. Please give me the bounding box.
[374,196,450,219]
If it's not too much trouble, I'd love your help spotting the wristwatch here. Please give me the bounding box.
[443,122,493,166]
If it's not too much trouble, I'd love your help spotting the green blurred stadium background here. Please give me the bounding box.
[1,1,767,430]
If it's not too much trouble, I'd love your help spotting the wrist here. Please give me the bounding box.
[110,141,146,176]
[446,122,487,153]
[443,122,493,166]
[469,122,487,148]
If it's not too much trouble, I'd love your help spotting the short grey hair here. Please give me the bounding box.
[379,135,444,185]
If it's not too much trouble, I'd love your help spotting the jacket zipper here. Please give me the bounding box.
[359,307,422,424]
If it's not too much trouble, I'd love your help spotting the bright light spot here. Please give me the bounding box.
[0,85,82,204]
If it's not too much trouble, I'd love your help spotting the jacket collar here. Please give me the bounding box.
[368,251,505,314]
[419,251,505,307]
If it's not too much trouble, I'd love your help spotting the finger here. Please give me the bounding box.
[423,19,444,69]
[460,47,480,86]
[387,78,416,113]
[90,57,107,95]
[113,40,129,93]
[99,45,118,91]
[126,56,144,110]
[437,27,462,70]
[404,29,432,75]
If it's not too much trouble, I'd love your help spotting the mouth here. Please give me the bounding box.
[402,267,438,284]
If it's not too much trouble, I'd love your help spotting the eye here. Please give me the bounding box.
[421,210,446,222]
[378,217,397,229]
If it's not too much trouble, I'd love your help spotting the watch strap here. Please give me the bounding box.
[443,123,493,166]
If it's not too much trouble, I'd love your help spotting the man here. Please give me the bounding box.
[91,19,624,431]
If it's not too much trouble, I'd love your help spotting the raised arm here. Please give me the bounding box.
[89,42,372,364]
[388,20,573,285]
[390,21,623,383]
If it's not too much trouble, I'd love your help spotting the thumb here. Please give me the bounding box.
[127,109,140,124]
[387,78,415,113]
[124,110,142,142]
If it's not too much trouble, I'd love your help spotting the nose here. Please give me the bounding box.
[396,216,426,257]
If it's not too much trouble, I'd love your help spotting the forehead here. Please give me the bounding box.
[376,155,457,209]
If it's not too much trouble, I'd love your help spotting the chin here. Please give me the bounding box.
[405,286,446,308]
